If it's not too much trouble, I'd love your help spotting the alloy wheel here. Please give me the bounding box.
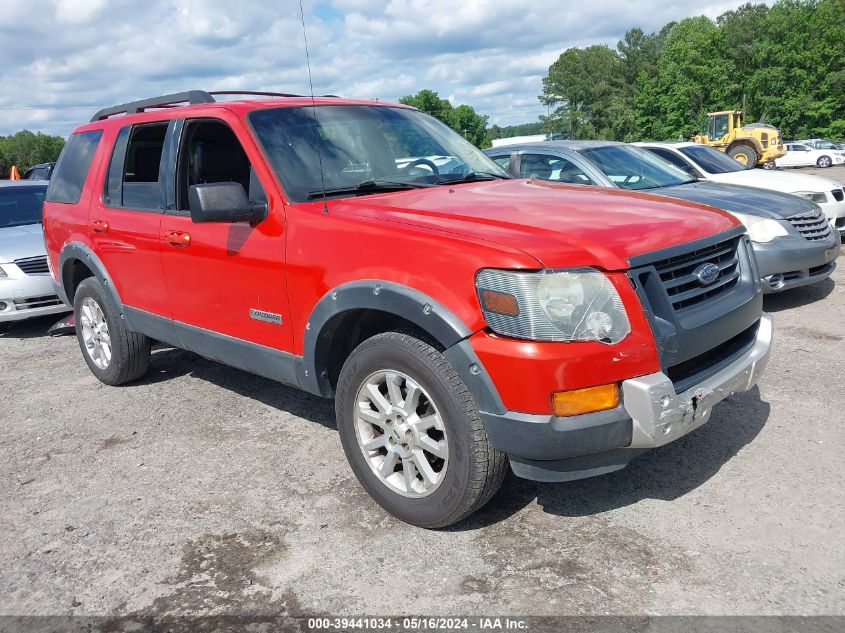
[353,369,449,498]
[79,297,112,369]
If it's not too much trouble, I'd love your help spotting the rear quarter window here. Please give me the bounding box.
[46,130,103,204]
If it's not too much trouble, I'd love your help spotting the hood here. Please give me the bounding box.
[332,179,738,270]
[0,223,47,263]
[708,169,845,195]
[657,181,818,220]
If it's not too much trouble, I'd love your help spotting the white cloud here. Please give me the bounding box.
[52,0,108,25]
[0,0,765,136]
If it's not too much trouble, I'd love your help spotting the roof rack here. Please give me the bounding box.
[209,90,304,99]
[90,91,214,122]
[90,90,341,122]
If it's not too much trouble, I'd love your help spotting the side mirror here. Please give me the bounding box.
[188,182,268,224]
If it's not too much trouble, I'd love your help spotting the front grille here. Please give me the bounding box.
[833,189,845,202]
[788,210,832,241]
[652,236,741,311]
[667,321,759,392]
[14,255,50,275]
[836,216,845,229]
[13,295,62,311]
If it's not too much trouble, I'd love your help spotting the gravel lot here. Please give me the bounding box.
[1,167,844,620]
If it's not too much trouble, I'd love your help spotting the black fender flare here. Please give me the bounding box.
[57,242,124,315]
[297,280,506,414]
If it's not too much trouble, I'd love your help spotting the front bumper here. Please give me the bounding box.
[481,314,773,482]
[752,232,839,293]
[1,266,70,323]
[819,200,845,241]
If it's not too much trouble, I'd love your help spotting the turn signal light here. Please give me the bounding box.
[552,384,619,417]
[480,290,519,316]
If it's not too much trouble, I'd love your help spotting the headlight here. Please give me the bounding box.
[730,212,789,243]
[794,191,828,204]
[476,268,631,344]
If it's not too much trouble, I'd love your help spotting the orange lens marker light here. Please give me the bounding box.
[552,384,619,417]
[481,290,520,316]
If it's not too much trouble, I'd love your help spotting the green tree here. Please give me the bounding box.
[617,25,670,86]
[747,0,845,138]
[539,0,845,143]
[717,2,770,109]
[491,121,545,139]
[0,130,65,174]
[644,16,735,139]
[400,89,491,147]
[399,89,453,122]
[540,45,630,139]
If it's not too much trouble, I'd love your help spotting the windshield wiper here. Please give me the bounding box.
[437,171,510,185]
[307,180,432,199]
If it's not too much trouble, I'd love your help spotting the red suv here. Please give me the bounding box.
[43,91,772,527]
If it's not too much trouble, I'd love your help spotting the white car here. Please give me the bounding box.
[774,143,845,169]
[795,139,845,157]
[636,142,845,239]
[0,181,70,324]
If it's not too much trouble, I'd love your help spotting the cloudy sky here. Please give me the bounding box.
[0,0,757,137]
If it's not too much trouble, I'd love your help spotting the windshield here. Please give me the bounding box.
[248,105,508,202]
[816,140,838,149]
[0,186,47,228]
[577,145,695,190]
[678,145,747,174]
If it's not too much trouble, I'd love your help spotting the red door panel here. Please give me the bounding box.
[160,213,290,350]
[160,115,292,352]
[89,207,168,316]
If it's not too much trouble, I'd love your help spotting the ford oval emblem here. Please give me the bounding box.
[695,262,720,286]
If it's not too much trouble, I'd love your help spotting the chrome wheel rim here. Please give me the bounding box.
[820,157,831,167]
[353,370,449,498]
[79,297,111,369]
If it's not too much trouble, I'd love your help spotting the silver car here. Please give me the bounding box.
[485,141,840,293]
[0,181,69,323]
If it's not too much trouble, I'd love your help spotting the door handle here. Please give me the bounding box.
[163,230,191,248]
[91,219,109,234]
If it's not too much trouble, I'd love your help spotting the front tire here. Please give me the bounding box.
[817,155,832,168]
[335,331,507,528]
[73,277,151,385]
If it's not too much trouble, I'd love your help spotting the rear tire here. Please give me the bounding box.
[728,145,757,167]
[335,331,507,528]
[817,155,832,168]
[73,277,150,385]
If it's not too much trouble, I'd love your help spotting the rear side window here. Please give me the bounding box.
[46,130,103,204]
[105,122,168,210]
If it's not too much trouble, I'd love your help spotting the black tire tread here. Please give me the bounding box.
[729,145,758,167]
[340,331,507,528]
[74,277,151,386]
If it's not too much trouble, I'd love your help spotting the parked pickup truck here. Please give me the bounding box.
[43,91,772,528]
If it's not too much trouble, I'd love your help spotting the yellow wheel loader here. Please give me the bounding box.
[692,110,785,168]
